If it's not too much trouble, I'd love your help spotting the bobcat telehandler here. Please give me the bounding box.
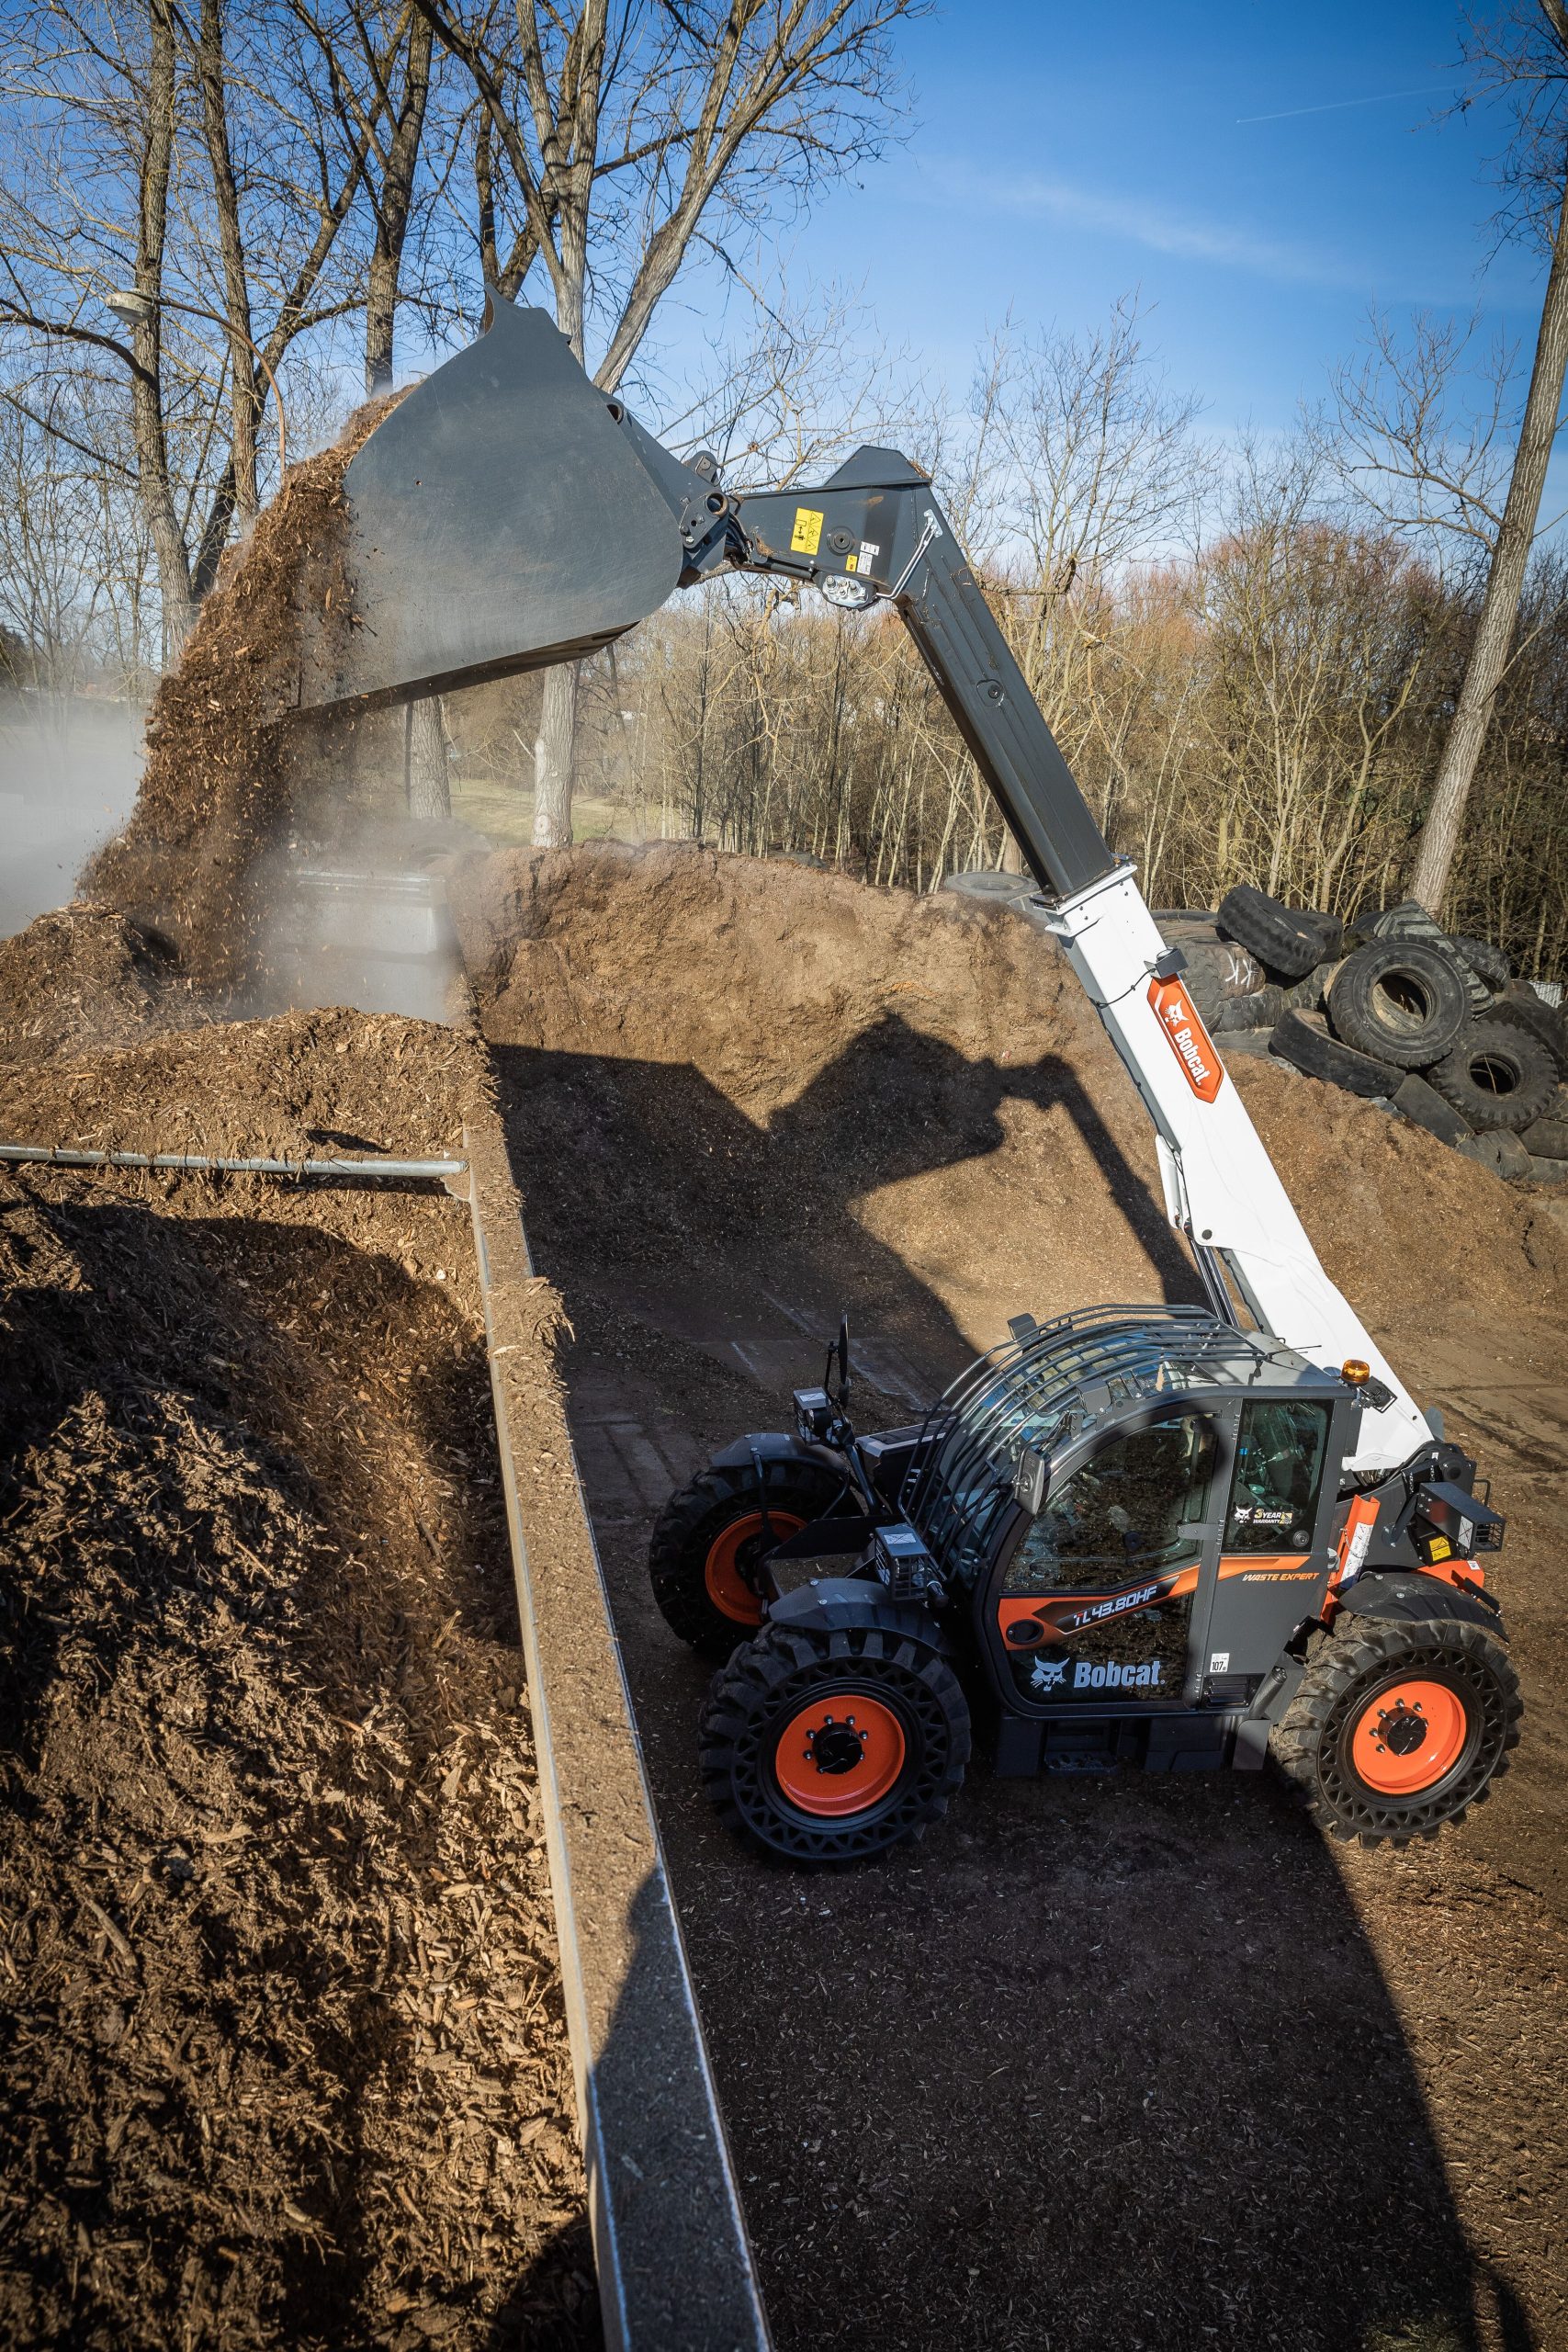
[304,298,1521,1864]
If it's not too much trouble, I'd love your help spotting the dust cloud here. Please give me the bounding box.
[0,698,144,940]
[246,822,468,1026]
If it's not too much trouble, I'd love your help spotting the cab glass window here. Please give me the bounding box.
[1224,1399,1332,1554]
[1002,1412,1216,1595]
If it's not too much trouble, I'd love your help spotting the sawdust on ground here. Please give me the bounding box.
[0,1003,597,2352]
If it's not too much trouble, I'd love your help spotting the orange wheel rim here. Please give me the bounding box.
[1350,1679,1469,1795]
[773,1693,907,1817]
[704,1510,806,1625]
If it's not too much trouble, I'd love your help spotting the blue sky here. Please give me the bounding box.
[743,0,1545,441]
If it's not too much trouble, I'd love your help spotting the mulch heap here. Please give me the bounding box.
[452,840,1568,1343]
[0,997,596,2352]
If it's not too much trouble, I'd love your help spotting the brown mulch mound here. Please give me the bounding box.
[0,1012,597,2352]
[0,906,209,1069]
[0,1001,479,1166]
[452,839,1568,1335]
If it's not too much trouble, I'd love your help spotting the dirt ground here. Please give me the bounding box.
[0,998,596,2350]
[457,840,1568,2352]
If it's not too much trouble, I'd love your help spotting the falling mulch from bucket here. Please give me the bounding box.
[80,398,402,993]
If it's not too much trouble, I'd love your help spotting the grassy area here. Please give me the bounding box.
[449,774,649,850]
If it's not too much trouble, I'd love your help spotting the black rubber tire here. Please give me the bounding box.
[1427,1016,1558,1134]
[1325,939,1469,1069]
[1284,963,1334,1012]
[1179,934,1264,1020]
[1393,1071,1474,1147]
[1457,1130,1531,1181]
[649,1456,849,1658]
[1210,983,1284,1034]
[699,1617,970,1864]
[1488,983,1568,1079]
[1451,934,1511,992]
[1217,885,1343,981]
[1521,1115,1568,1159]
[1363,899,1490,1010]
[1269,1008,1399,1098]
[1269,1615,1520,1847]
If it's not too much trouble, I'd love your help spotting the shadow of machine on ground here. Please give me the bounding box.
[491,1014,1200,1411]
[489,1025,1513,2352]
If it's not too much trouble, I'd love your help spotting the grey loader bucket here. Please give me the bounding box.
[299,301,694,712]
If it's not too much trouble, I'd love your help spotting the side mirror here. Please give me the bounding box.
[1013,1448,1047,1514]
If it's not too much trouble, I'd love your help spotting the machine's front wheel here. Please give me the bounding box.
[699,1619,970,1864]
[649,1457,847,1657]
[1270,1615,1521,1847]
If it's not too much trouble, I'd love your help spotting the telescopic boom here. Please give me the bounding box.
[299,300,1433,1475]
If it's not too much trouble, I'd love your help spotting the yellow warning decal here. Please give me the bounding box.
[791,506,824,556]
[845,552,858,572]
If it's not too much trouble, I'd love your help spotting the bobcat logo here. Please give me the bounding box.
[1029,1653,1068,1694]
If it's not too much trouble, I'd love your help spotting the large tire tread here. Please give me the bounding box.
[1270,1615,1520,1848]
[1427,1016,1558,1134]
[699,1618,970,1864]
[1362,900,1490,1010]
[1325,939,1469,1069]
[1489,984,1568,1080]
[1218,885,1342,982]
[1451,934,1511,993]
[649,1457,848,1657]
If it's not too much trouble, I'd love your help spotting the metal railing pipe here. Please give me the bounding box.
[0,1142,466,1182]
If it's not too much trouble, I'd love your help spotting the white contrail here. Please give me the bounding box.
[1237,84,1452,126]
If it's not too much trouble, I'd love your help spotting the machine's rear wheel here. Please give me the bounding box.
[1270,1615,1521,1847]
[699,1619,970,1863]
[648,1458,847,1657]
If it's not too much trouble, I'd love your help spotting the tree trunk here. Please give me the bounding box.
[136,0,196,658]
[364,14,434,395]
[195,0,259,527]
[532,662,577,846]
[405,695,450,820]
[1410,176,1568,914]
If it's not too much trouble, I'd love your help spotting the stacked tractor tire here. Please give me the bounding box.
[1169,888,1568,1185]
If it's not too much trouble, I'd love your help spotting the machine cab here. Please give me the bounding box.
[901,1306,1359,1761]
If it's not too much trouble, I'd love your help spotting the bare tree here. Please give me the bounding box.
[1374,2,1568,913]
[284,0,448,392]
[1327,306,1517,560]
[937,300,1209,870]
[404,691,451,815]
[0,0,443,660]
[416,0,923,846]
